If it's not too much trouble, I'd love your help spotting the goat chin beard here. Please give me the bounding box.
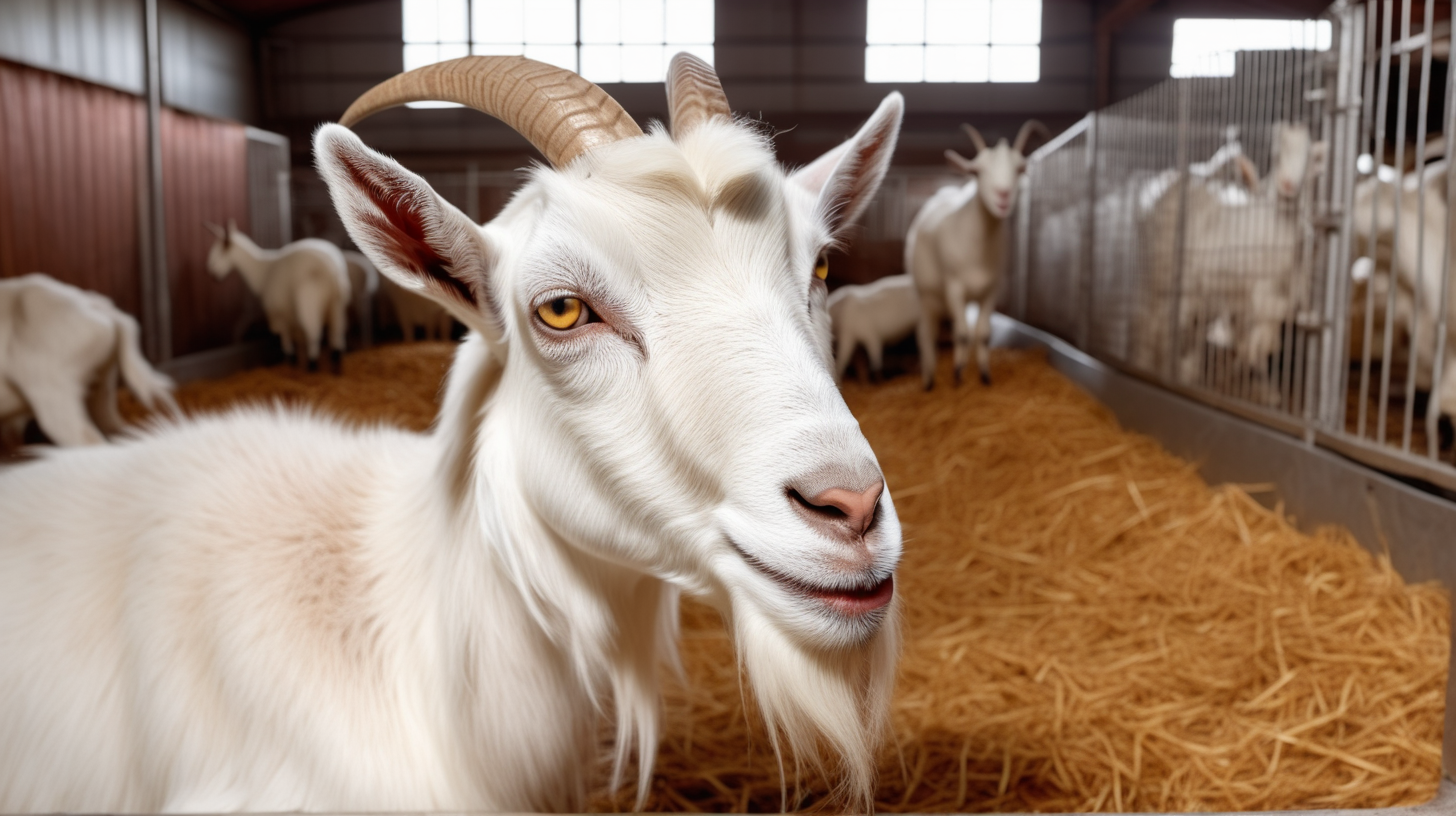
[732,598,900,812]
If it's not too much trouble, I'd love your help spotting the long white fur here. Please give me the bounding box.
[0,88,905,812]
[0,272,175,447]
[827,274,920,382]
[207,224,351,365]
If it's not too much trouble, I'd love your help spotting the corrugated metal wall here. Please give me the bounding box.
[162,107,251,356]
[0,59,146,316]
[0,58,255,358]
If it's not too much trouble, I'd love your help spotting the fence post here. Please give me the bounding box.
[1166,80,1192,384]
[1079,113,1098,353]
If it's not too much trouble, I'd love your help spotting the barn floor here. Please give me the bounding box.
[121,341,1448,813]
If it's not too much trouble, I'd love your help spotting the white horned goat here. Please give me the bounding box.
[827,274,919,382]
[908,120,1045,388]
[0,273,176,448]
[0,55,905,813]
[1134,124,1326,385]
[206,221,351,371]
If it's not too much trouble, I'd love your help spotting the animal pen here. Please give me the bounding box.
[1008,0,1456,803]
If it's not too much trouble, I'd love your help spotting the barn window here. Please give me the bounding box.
[865,0,1040,83]
[1170,19,1331,78]
[402,0,713,103]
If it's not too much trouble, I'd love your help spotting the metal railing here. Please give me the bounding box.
[1012,0,1456,493]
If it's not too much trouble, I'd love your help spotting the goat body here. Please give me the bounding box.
[379,272,455,342]
[0,273,175,447]
[827,274,919,381]
[208,226,350,369]
[342,250,379,349]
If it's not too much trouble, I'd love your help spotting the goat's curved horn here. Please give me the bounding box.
[666,52,730,138]
[961,123,989,154]
[339,56,643,167]
[1013,119,1051,155]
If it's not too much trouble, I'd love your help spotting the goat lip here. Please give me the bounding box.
[729,540,894,617]
[804,575,895,615]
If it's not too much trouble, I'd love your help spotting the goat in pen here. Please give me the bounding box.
[0,55,905,812]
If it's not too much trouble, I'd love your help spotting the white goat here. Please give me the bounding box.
[908,120,1045,388]
[0,273,175,448]
[1351,163,1456,415]
[379,270,456,341]
[206,221,351,371]
[1134,124,1326,384]
[342,249,380,349]
[827,274,919,382]
[0,55,904,813]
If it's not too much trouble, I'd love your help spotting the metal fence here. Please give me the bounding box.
[1011,0,1456,493]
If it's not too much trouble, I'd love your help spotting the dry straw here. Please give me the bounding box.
[124,343,1448,812]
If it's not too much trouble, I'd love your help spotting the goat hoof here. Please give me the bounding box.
[923,379,934,391]
[954,368,964,386]
[330,350,344,376]
[980,370,991,386]
[306,359,319,374]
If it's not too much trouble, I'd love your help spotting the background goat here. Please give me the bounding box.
[0,272,175,447]
[908,120,1045,388]
[828,274,919,382]
[0,54,904,813]
[206,221,351,371]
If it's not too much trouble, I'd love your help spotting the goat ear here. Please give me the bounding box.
[314,124,500,338]
[204,221,225,239]
[945,149,976,174]
[790,92,903,242]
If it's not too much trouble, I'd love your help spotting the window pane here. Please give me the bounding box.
[990,0,1039,45]
[865,44,923,82]
[866,0,924,45]
[926,44,987,82]
[580,44,622,81]
[926,0,987,45]
[665,0,712,44]
[472,41,524,55]
[473,0,523,44]
[621,43,665,80]
[1170,19,1331,77]
[989,44,1038,81]
[581,0,620,43]
[621,0,665,44]
[524,0,575,44]
[524,42,577,70]
[404,42,439,70]
[404,0,438,43]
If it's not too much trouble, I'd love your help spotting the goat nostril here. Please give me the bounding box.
[789,481,884,538]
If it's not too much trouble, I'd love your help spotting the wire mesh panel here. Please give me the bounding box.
[1016,0,1456,491]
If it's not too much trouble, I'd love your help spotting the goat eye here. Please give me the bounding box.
[814,254,829,280]
[537,297,586,330]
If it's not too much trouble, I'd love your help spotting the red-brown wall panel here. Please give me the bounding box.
[0,58,257,359]
[0,59,145,318]
[161,108,250,357]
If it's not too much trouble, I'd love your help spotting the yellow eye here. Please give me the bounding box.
[537,297,584,330]
[814,254,829,280]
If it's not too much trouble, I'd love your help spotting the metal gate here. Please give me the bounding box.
[1012,0,1456,493]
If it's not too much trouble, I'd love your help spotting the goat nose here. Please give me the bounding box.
[789,480,884,540]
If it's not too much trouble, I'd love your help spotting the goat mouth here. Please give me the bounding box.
[730,541,895,617]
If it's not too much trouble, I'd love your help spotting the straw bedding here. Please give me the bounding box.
[122,342,1447,812]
